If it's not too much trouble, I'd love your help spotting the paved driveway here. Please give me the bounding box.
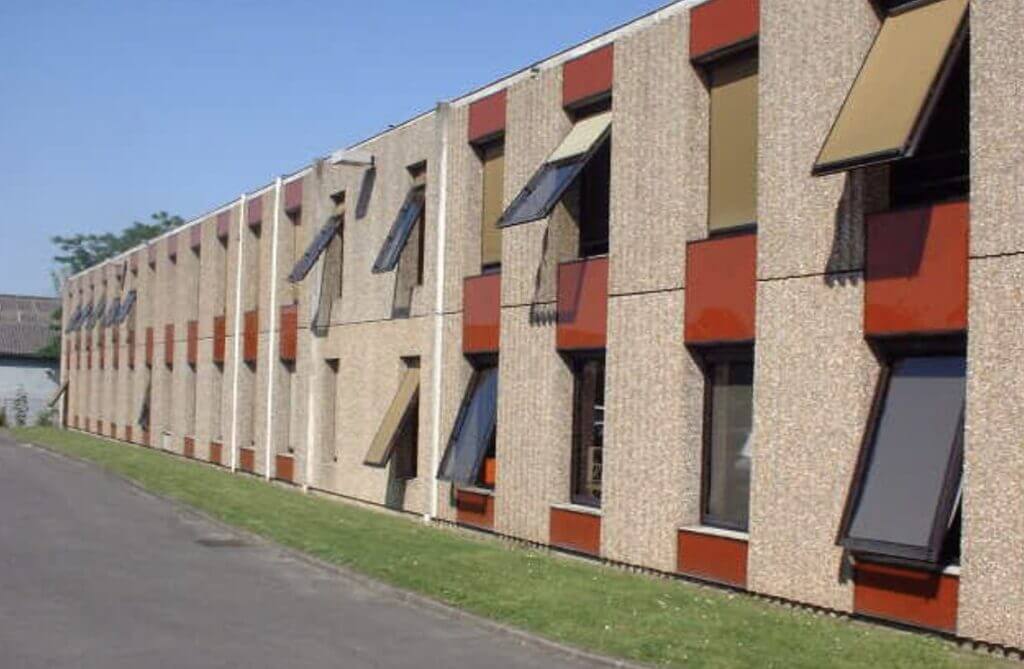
[0,434,597,669]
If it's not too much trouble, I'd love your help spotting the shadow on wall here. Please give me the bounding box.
[823,166,889,287]
[528,225,558,326]
[355,167,376,220]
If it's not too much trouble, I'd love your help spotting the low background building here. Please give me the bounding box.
[0,294,60,424]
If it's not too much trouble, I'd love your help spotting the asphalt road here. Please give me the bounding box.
[0,433,596,669]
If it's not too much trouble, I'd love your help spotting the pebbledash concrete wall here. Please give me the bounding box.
[58,0,1024,649]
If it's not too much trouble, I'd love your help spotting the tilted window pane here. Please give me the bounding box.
[65,305,83,333]
[371,187,425,274]
[88,298,106,329]
[438,366,498,485]
[844,355,966,562]
[116,290,137,324]
[498,160,586,228]
[812,0,968,175]
[704,359,754,531]
[364,366,420,466]
[103,298,121,327]
[289,215,342,283]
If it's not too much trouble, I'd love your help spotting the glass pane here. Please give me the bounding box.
[705,360,754,530]
[499,159,585,228]
[572,358,605,506]
[372,187,425,273]
[846,355,966,558]
[439,366,498,485]
[289,216,342,283]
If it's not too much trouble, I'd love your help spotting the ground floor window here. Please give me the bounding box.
[571,355,604,508]
[702,350,754,531]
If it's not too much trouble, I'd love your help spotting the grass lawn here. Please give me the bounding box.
[10,426,1009,669]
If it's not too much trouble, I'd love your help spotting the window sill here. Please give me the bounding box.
[851,556,961,577]
[679,524,749,543]
[456,486,494,497]
[551,502,602,517]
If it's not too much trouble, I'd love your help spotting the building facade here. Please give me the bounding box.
[59,0,1024,648]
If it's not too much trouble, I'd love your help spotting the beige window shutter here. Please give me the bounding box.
[548,111,612,163]
[364,367,420,466]
[813,0,969,176]
[708,56,758,232]
[480,142,505,267]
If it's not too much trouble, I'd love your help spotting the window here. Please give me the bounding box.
[102,297,122,327]
[499,111,611,228]
[812,0,968,176]
[438,365,498,487]
[371,186,426,274]
[364,360,420,476]
[702,351,754,531]
[571,356,605,507]
[839,353,966,564]
[479,141,505,270]
[577,134,611,257]
[321,358,339,463]
[115,290,137,325]
[288,214,343,283]
[707,51,758,233]
[88,298,106,330]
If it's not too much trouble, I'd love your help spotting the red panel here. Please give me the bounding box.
[209,441,223,465]
[98,337,105,369]
[142,429,150,447]
[275,454,295,482]
[279,303,298,362]
[184,436,195,458]
[690,0,759,61]
[213,315,226,364]
[284,179,303,213]
[456,490,495,530]
[189,223,202,250]
[557,257,608,351]
[549,507,601,556]
[187,320,198,366]
[865,201,969,337]
[468,90,507,143]
[164,324,174,367]
[677,529,749,588]
[563,45,614,108]
[127,329,136,369]
[167,233,178,260]
[239,447,255,473]
[463,273,501,354]
[148,244,157,266]
[247,196,263,227]
[216,211,231,240]
[685,232,757,344]
[112,330,119,369]
[125,425,132,443]
[854,562,958,632]
[243,310,259,363]
[145,327,154,367]
[481,457,497,488]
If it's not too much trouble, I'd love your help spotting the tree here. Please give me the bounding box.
[39,211,183,358]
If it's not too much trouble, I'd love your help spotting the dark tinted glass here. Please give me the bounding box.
[704,359,754,531]
[844,355,966,561]
[116,290,137,324]
[372,187,425,273]
[103,298,122,327]
[65,305,83,333]
[572,357,605,507]
[578,138,611,257]
[289,215,342,283]
[438,366,498,485]
[498,159,586,228]
[89,298,106,329]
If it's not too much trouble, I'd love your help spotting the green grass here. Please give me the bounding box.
[10,426,1008,669]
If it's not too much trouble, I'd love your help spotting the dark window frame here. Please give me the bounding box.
[698,346,755,533]
[570,354,605,508]
[837,336,966,566]
[288,214,343,283]
[437,361,499,488]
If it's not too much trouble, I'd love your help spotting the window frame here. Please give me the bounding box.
[288,214,342,283]
[837,337,966,566]
[371,185,426,274]
[570,354,605,508]
[437,362,499,488]
[699,346,755,533]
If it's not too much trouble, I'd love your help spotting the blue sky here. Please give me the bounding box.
[0,0,668,296]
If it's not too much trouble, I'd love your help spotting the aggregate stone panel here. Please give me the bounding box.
[959,254,1024,647]
[443,103,480,312]
[500,66,573,308]
[970,0,1024,257]
[758,0,880,279]
[602,289,703,571]
[747,273,875,611]
[609,11,707,296]
[494,305,573,545]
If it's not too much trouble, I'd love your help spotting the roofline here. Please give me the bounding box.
[66,0,703,285]
[0,293,59,301]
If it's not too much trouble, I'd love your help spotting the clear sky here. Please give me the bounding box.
[0,0,670,297]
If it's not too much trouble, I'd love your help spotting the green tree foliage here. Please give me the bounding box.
[39,211,183,359]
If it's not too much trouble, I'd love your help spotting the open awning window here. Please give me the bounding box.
[438,366,498,486]
[88,298,106,330]
[102,297,122,327]
[48,381,69,407]
[289,215,343,283]
[364,366,420,466]
[65,305,84,333]
[371,187,425,274]
[839,355,966,564]
[812,0,968,176]
[498,111,611,228]
[115,290,137,325]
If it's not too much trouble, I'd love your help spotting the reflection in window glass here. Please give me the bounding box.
[572,357,605,507]
[499,160,586,228]
[438,366,498,486]
[704,359,754,531]
[372,187,426,273]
